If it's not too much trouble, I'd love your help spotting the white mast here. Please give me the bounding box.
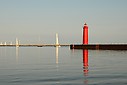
[16,38,19,47]
[56,33,60,47]
[56,33,59,46]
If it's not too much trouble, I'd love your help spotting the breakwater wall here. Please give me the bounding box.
[0,44,69,47]
[70,44,127,50]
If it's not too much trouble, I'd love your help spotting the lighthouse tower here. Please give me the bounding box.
[83,23,88,44]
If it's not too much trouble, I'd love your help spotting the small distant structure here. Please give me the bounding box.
[0,42,3,45]
[4,42,7,45]
[10,42,12,45]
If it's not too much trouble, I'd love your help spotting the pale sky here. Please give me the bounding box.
[0,0,127,44]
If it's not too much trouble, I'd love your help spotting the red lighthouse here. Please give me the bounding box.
[83,23,88,44]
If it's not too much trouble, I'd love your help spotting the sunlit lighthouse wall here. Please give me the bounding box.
[83,23,88,44]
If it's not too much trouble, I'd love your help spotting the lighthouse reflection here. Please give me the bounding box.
[83,49,89,85]
[83,50,89,76]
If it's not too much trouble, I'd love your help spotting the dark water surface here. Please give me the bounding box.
[0,47,127,85]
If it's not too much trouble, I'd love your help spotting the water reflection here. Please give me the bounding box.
[56,46,59,64]
[83,50,89,76]
[83,50,89,84]
[16,47,19,63]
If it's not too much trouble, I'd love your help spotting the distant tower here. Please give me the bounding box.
[83,23,88,44]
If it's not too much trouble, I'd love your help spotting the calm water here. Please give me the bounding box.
[0,47,127,85]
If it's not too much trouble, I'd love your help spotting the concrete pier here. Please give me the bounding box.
[70,44,127,50]
[0,44,70,47]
